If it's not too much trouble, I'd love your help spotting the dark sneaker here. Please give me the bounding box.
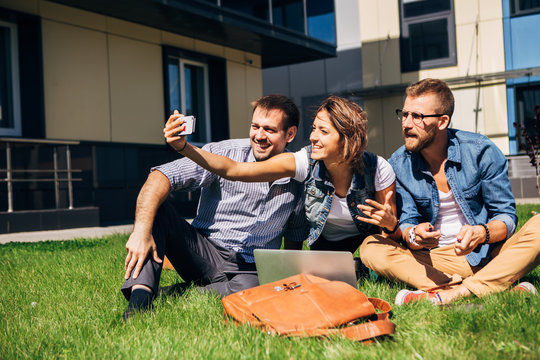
[122,308,136,321]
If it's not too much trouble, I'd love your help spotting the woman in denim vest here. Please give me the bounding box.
[167,96,402,253]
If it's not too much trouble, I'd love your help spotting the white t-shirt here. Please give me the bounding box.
[293,148,396,241]
[434,189,469,246]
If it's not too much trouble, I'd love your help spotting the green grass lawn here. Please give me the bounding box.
[1,205,539,359]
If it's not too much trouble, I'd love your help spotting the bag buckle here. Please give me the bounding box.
[274,282,301,292]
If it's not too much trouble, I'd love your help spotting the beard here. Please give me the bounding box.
[403,124,438,152]
[250,139,274,161]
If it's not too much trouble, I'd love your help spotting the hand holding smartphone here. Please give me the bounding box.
[177,115,196,136]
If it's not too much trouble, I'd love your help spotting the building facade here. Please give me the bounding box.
[0,0,336,231]
[264,0,540,199]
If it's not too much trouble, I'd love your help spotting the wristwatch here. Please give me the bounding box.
[384,221,400,234]
[408,226,419,246]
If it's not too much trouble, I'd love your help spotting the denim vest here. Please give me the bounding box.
[304,146,380,245]
[389,128,517,266]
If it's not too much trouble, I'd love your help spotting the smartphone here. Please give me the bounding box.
[177,115,196,135]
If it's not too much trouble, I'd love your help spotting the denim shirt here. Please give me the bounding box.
[304,146,380,245]
[389,128,517,266]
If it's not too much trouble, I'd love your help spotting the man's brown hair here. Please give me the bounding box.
[406,78,455,119]
[252,94,300,130]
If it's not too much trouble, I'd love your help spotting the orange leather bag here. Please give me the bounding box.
[222,273,395,342]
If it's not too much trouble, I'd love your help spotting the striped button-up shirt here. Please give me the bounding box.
[154,139,307,262]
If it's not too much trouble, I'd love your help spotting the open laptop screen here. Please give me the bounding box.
[253,249,358,288]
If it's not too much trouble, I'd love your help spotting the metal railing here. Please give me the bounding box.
[0,138,82,213]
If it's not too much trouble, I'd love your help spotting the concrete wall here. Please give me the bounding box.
[0,0,262,144]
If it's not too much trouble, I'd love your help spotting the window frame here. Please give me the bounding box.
[510,0,540,17]
[162,46,229,145]
[399,0,457,72]
[179,58,212,143]
[220,0,336,45]
[0,20,22,137]
[513,82,540,153]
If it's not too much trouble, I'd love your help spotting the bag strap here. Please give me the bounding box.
[330,313,395,342]
[289,298,395,342]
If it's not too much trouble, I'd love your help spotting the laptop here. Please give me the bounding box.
[253,249,358,288]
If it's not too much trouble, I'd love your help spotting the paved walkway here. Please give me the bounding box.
[0,224,134,244]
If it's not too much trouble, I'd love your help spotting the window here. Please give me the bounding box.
[306,0,336,45]
[220,0,335,44]
[167,57,211,143]
[514,84,540,153]
[272,0,305,33]
[164,47,229,144]
[0,20,21,136]
[399,0,456,72]
[510,0,540,16]
[221,0,269,21]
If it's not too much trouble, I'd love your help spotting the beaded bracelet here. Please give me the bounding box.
[479,223,490,244]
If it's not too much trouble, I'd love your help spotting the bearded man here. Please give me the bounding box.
[360,78,540,305]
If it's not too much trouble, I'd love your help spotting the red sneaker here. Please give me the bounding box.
[512,282,537,295]
[395,289,442,306]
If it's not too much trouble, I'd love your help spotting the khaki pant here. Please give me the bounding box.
[360,215,540,297]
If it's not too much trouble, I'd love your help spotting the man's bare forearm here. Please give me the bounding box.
[133,171,171,234]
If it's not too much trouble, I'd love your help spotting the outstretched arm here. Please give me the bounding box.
[164,111,296,182]
[181,143,296,182]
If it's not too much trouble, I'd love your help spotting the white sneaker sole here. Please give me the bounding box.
[395,289,426,305]
[516,281,538,295]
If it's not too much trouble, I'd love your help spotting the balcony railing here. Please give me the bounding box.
[0,138,82,212]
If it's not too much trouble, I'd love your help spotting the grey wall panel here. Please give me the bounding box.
[289,60,327,99]
[262,65,291,96]
[325,47,362,93]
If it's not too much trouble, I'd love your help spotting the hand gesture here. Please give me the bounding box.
[454,224,486,256]
[356,191,398,231]
[124,230,162,280]
[164,110,188,152]
[410,222,441,249]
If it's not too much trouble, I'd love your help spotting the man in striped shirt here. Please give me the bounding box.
[121,95,307,319]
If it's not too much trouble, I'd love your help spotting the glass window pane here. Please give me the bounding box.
[408,18,449,63]
[183,63,208,143]
[511,0,540,15]
[403,0,451,18]
[167,56,180,114]
[272,0,304,33]
[519,0,540,12]
[0,26,13,129]
[516,84,540,152]
[306,0,336,44]
[222,0,269,21]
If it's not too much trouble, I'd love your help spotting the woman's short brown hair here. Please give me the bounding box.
[316,96,368,172]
